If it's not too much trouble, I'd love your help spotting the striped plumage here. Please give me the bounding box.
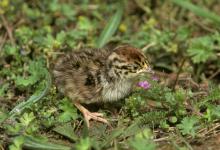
[53,45,153,127]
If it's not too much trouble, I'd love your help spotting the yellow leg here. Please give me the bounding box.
[74,102,109,128]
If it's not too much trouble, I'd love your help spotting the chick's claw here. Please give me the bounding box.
[83,111,109,128]
[74,102,109,128]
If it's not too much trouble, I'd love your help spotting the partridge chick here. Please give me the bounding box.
[53,45,153,127]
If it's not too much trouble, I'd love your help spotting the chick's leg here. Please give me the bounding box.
[74,102,109,128]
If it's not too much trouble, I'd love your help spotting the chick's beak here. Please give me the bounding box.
[143,64,154,74]
[146,67,154,74]
[138,64,154,74]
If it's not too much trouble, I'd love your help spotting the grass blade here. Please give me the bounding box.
[53,123,78,141]
[172,0,220,25]
[101,128,124,148]
[23,136,72,150]
[0,69,52,123]
[9,70,51,117]
[96,2,124,48]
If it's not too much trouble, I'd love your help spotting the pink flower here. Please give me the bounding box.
[137,81,151,89]
[152,76,159,81]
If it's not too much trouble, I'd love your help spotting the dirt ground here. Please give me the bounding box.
[159,134,220,150]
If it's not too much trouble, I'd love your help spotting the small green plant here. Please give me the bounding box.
[57,98,78,123]
[9,136,25,150]
[6,112,37,135]
[187,33,220,63]
[15,60,46,88]
[75,137,92,150]
[177,116,199,138]
[129,128,156,150]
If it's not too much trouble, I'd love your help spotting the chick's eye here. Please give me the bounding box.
[132,64,139,70]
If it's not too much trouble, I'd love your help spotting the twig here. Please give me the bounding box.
[0,33,7,52]
[208,69,220,80]
[153,136,170,142]
[134,0,152,14]
[200,123,220,137]
[141,42,156,52]
[74,120,83,134]
[188,79,200,88]
[0,15,15,45]
[172,58,187,91]
[185,103,203,116]
[194,18,217,33]
[192,91,207,96]
[176,130,194,150]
